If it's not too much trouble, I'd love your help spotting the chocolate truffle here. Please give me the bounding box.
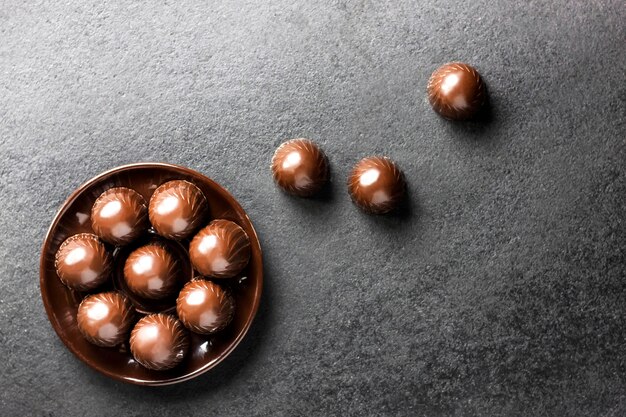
[189,219,251,279]
[91,187,149,245]
[55,233,112,291]
[148,180,209,240]
[271,139,329,197]
[176,279,235,335]
[77,291,134,347]
[347,156,406,214]
[123,244,180,300]
[130,313,189,371]
[427,62,486,120]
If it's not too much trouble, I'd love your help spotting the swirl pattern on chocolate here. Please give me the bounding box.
[271,139,329,197]
[123,243,180,300]
[148,180,209,240]
[348,156,406,215]
[77,291,134,347]
[130,313,189,371]
[176,279,235,335]
[189,219,251,278]
[91,187,149,245]
[427,62,486,120]
[55,233,112,291]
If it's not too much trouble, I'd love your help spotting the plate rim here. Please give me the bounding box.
[39,162,263,386]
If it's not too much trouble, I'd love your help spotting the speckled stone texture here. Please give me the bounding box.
[1,1,625,416]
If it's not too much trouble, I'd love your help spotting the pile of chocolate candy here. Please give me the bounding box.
[54,180,251,370]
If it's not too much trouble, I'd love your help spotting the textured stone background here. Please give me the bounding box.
[1,0,625,416]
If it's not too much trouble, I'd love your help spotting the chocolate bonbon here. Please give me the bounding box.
[348,156,406,214]
[123,243,181,300]
[427,62,486,120]
[271,139,329,197]
[55,233,112,291]
[41,163,263,384]
[149,180,208,240]
[91,187,149,245]
[130,313,189,371]
[176,279,235,335]
[189,219,251,278]
[77,291,134,347]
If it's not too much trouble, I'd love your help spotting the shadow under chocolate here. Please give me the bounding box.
[354,185,420,231]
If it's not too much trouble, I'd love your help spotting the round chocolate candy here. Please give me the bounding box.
[55,233,112,291]
[77,291,134,347]
[148,180,209,240]
[176,279,235,335]
[123,244,180,300]
[427,62,486,120]
[189,219,251,279]
[91,187,149,245]
[347,156,406,214]
[271,139,329,197]
[130,313,189,371]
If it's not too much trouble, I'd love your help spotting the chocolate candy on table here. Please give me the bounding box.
[77,291,134,347]
[148,180,209,240]
[123,243,181,300]
[55,233,112,291]
[271,139,329,197]
[176,279,235,335]
[427,62,486,120]
[91,187,149,245]
[189,219,251,279]
[130,313,189,371]
[348,156,406,215]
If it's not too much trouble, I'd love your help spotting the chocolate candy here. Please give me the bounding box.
[176,279,235,335]
[148,180,209,240]
[271,139,329,197]
[77,291,134,347]
[91,187,149,245]
[189,219,251,278]
[130,313,189,371]
[123,244,180,300]
[427,62,486,120]
[55,233,112,291]
[348,156,406,214]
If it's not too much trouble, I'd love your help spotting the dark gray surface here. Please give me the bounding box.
[1,0,625,416]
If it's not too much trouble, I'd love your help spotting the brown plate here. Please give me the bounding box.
[40,163,263,386]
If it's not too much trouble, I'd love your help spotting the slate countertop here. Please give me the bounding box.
[1,1,625,416]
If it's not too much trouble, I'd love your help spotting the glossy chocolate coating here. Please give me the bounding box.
[271,139,329,197]
[130,313,189,371]
[123,244,180,300]
[348,156,406,214]
[77,291,134,347]
[55,233,112,291]
[176,279,235,335]
[427,62,486,120]
[91,187,149,245]
[41,163,264,385]
[189,219,251,278]
[148,180,209,240]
